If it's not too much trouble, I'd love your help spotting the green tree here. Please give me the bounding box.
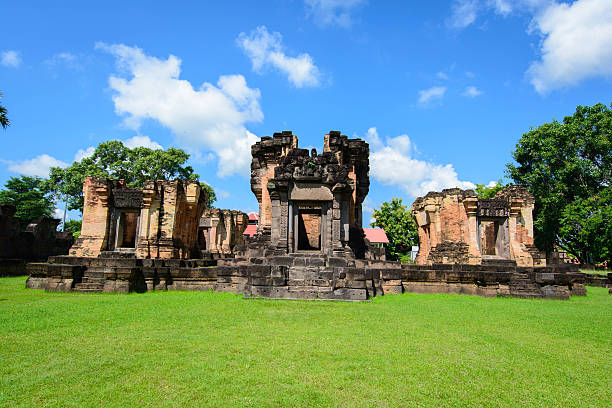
[48,140,201,212]
[474,179,510,198]
[558,187,611,265]
[0,176,55,228]
[0,91,9,129]
[63,219,82,239]
[507,102,612,261]
[370,198,418,261]
[200,182,217,208]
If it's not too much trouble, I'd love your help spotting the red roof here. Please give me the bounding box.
[248,212,259,221]
[244,224,258,237]
[363,228,389,244]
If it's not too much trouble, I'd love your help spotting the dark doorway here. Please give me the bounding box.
[198,227,207,251]
[118,212,138,248]
[297,208,321,250]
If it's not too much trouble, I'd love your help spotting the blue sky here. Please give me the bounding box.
[1,0,611,223]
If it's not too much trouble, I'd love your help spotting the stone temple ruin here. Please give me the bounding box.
[411,186,546,267]
[198,208,248,258]
[26,130,585,300]
[1,204,73,276]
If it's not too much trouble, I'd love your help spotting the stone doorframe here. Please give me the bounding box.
[108,209,141,252]
[476,216,510,259]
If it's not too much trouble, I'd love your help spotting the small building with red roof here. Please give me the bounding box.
[244,212,259,238]
[363,227,389,248]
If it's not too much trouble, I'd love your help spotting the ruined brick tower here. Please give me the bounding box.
[411,186,546,267]
[70,177,207,259]
[249,130,370,258]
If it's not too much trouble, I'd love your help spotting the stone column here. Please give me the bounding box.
[136,181,159,258]
[69,177,113,257]
[222,210,232,255]
[157,181,179,259]
[332,196,342,251]
[278,193,289,251]
[508,198,532,267]
[269,185,281,248]
[463,197,482,264]
[288,202,294,252]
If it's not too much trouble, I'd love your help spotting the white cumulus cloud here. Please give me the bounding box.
[418,86,447,106]
[74,146,95,162]
[237,26,321,88]
[1,50,21,68]
[123,135,162,150]
[7,154,68,177]
[304,0,366,28]
[366,127,475,198]
[528,0,612,93]
[96,42,262,177]
[462,85,483,97]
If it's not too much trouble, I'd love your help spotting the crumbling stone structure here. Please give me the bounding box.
[199,208,248,258]
[1,204,73,276]
[25,132,585,300]
[250,131,369,257]
[412,186,545,267]
[70,177,206,259]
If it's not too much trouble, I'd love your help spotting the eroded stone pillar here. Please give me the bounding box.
[69,177,114,257]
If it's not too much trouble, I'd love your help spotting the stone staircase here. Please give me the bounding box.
[73,268,105,293]
[73,251,138,293]
[509,272,543,298]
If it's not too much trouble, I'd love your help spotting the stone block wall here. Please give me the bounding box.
[1,204,73,263]
[26,252,586,301]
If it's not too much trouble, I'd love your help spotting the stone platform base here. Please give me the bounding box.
[25,252,586,301]
[0,259,27,277]
[583,273,611,288]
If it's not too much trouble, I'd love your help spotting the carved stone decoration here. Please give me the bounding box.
[112,189,144,209]
[477,199,509,218]
[249,130,371,258]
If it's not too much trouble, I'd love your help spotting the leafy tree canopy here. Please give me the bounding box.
[200,182,217,208]
[507,102,611,262]
[0,176,55,229]
[63,219,82,239]
[48,140,205,212]
[0,91,9,130]
[370,198,418,261]
[558,187,611,265]
[474,179,510,199]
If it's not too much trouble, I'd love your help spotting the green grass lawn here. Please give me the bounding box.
[1,276,611,408]
[581,268,610,276]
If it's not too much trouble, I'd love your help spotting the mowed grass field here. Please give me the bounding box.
[1,276,611,408]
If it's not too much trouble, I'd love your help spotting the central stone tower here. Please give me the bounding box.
[250,130,370,258]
